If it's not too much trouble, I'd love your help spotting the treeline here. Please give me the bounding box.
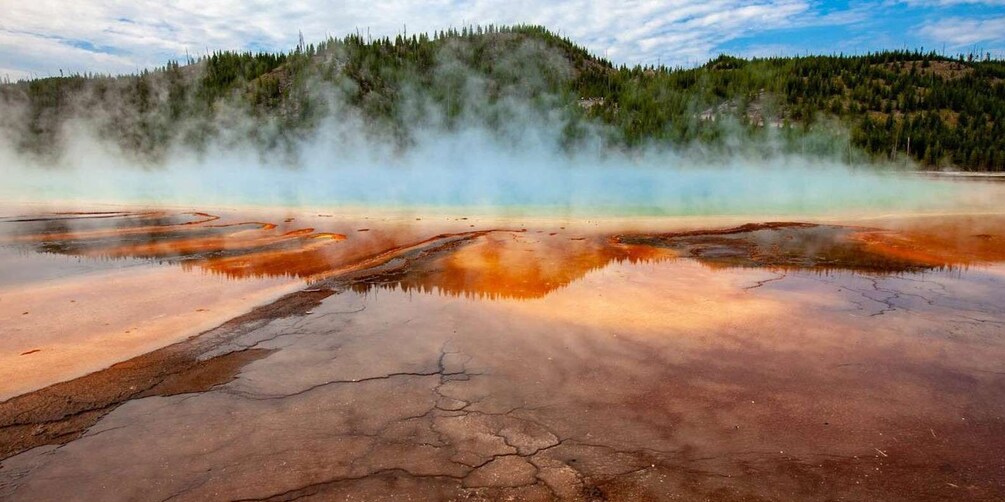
[1,26,1003,170]
[574,49,1005,170]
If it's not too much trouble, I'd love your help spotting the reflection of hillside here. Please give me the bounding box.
[8,210,1005,298]
[8,211,680,294]
[351,233,677,300]
[853,216,1005,267]
[616,219,1005,275]
[189,239,349,280]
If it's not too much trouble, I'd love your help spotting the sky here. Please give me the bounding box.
[1,0,1003,81]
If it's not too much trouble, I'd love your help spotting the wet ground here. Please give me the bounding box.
[1,206,1004,500]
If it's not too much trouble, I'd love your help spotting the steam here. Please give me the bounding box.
[0,36,974,217]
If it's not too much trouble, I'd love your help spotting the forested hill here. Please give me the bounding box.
[3,25,1004,170]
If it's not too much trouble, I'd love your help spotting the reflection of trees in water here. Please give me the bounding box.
[350,236,677,300]
[616,222,995,276]
[7,212,1004,292]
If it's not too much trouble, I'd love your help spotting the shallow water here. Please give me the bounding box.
[1,204,1005,500]
[0,163,983,217]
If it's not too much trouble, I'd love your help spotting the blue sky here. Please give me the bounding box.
[1,0,1003,80]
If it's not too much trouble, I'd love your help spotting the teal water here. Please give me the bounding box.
[2,161,964,217]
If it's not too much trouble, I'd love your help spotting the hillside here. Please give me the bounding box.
[2,25,1004,170]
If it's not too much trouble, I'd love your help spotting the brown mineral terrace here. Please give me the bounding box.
[1,205,1004,500]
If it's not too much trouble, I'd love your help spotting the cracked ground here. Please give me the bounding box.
[2,213,1005,500]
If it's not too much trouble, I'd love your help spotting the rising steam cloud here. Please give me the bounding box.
[0,35,971,217]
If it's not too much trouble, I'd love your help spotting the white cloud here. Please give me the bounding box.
[1,0,816,76]
[2,0,1001,78]
[919,16,1005,46]
[898,1,1005,6]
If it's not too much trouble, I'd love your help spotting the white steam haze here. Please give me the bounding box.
[0,36,969,218]
[0,123,964,217]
